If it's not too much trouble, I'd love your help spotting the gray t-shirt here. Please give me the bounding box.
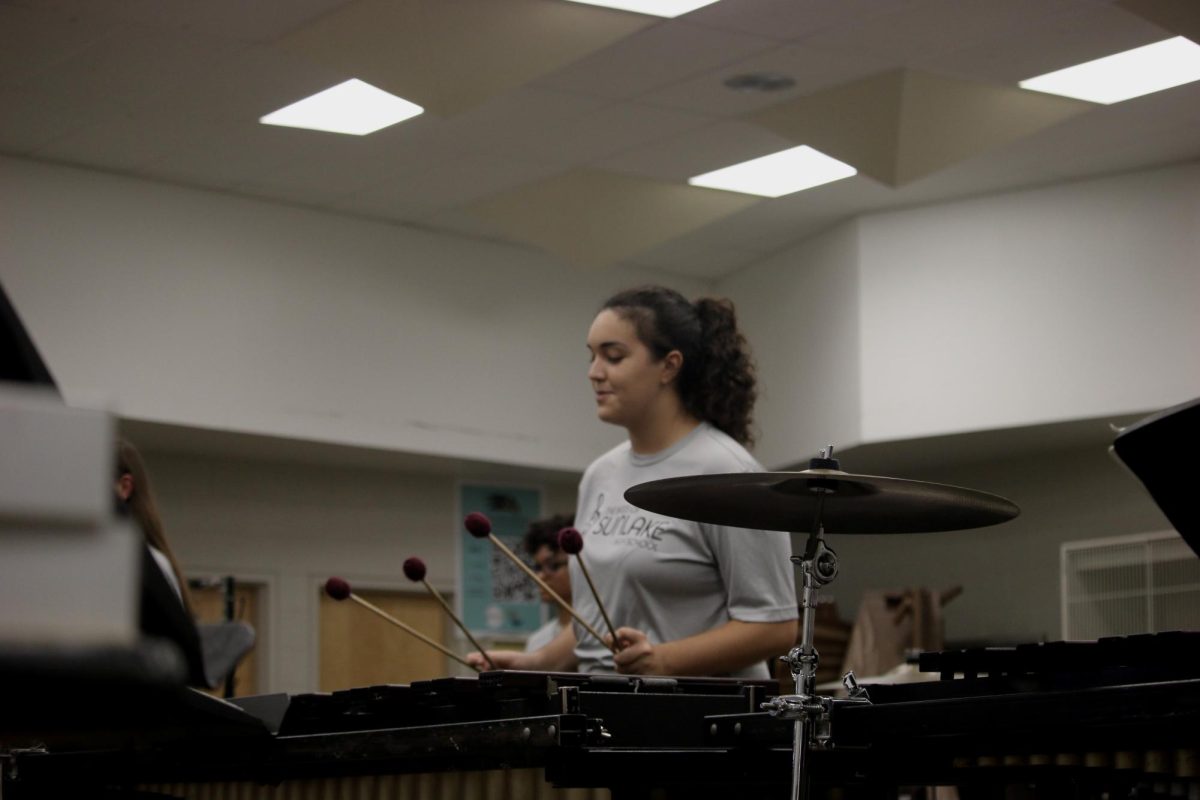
[570,423,797,679]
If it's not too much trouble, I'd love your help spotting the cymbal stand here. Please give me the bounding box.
[761,446,867,800]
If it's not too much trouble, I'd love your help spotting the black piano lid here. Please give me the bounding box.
[1112,396,1200,558]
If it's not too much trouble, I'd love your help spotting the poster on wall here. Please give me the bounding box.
[458,484,543,636]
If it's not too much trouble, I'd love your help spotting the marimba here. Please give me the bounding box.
[7,639,1200,800]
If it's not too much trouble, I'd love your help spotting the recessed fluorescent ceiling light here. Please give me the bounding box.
[688,145,856,198]
[562,0,720,18]
[259,79,423,135]
[1019,36,1200,105]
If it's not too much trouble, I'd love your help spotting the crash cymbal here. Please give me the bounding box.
[624,470,1019,533]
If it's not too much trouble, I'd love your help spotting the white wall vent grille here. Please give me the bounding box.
[1061,531,1200,640]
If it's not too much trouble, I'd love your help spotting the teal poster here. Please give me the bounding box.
[459,485,543,634]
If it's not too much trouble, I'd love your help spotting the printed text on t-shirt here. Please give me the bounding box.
[587,493,668,547]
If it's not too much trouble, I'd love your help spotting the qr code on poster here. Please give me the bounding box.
[490,545,539,603]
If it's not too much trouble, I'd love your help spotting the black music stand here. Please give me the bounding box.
[1112,396,1200,558]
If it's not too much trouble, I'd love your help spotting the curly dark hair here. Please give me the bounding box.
[601,286,757,446]
[522,513,575,557]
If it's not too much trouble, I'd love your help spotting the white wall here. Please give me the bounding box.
[719,163,1199,464]
[720,163,1198,647]
[11,156,1192,473]
[0,156,707,473]
[857,164,1200,442]
[718,220,863,469]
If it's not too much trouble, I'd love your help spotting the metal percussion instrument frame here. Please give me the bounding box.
[761,448,870,800]
[624,444,1022,800]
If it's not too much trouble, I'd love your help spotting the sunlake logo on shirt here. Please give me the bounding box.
[586,493,670,550]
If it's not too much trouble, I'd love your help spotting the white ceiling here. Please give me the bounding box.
[2,0,1198,279]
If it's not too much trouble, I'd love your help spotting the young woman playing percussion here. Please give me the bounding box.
[470,286,797,678]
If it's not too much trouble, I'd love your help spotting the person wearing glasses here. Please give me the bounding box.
[523,513,575,653]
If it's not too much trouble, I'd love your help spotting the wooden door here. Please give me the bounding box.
[191,581,260,697]
[319,588,448,691]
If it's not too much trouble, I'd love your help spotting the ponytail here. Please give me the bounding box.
[692,297,757,446]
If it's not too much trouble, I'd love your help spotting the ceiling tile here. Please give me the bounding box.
[672,174,890,254]
[749,70,907,185]
[274,0,652,117]
[420,87,611,162]
[0,0,360,43]
[2,0,1195,282]
[147,44,348,128]
[0,4,125,85]
[29,107,229,172]
[748,69,1092,187]
[894,72,1093,185]
[1050,125,1200,180]
[464,169,760,267]
[134,125,336,192]
[15,22,245,117]
[496,101,715,166]
[0,83,95,155]
[1016,86,1200,179]
[685,0,919,40]
[596,119,795,181]
[917,3,1170,84]
[532,19,778,100]
[636,40,897,116]
[340,156,568,212]
[235,134,449,199]
[1117,0,1200,43]
[804,0,1100,63]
